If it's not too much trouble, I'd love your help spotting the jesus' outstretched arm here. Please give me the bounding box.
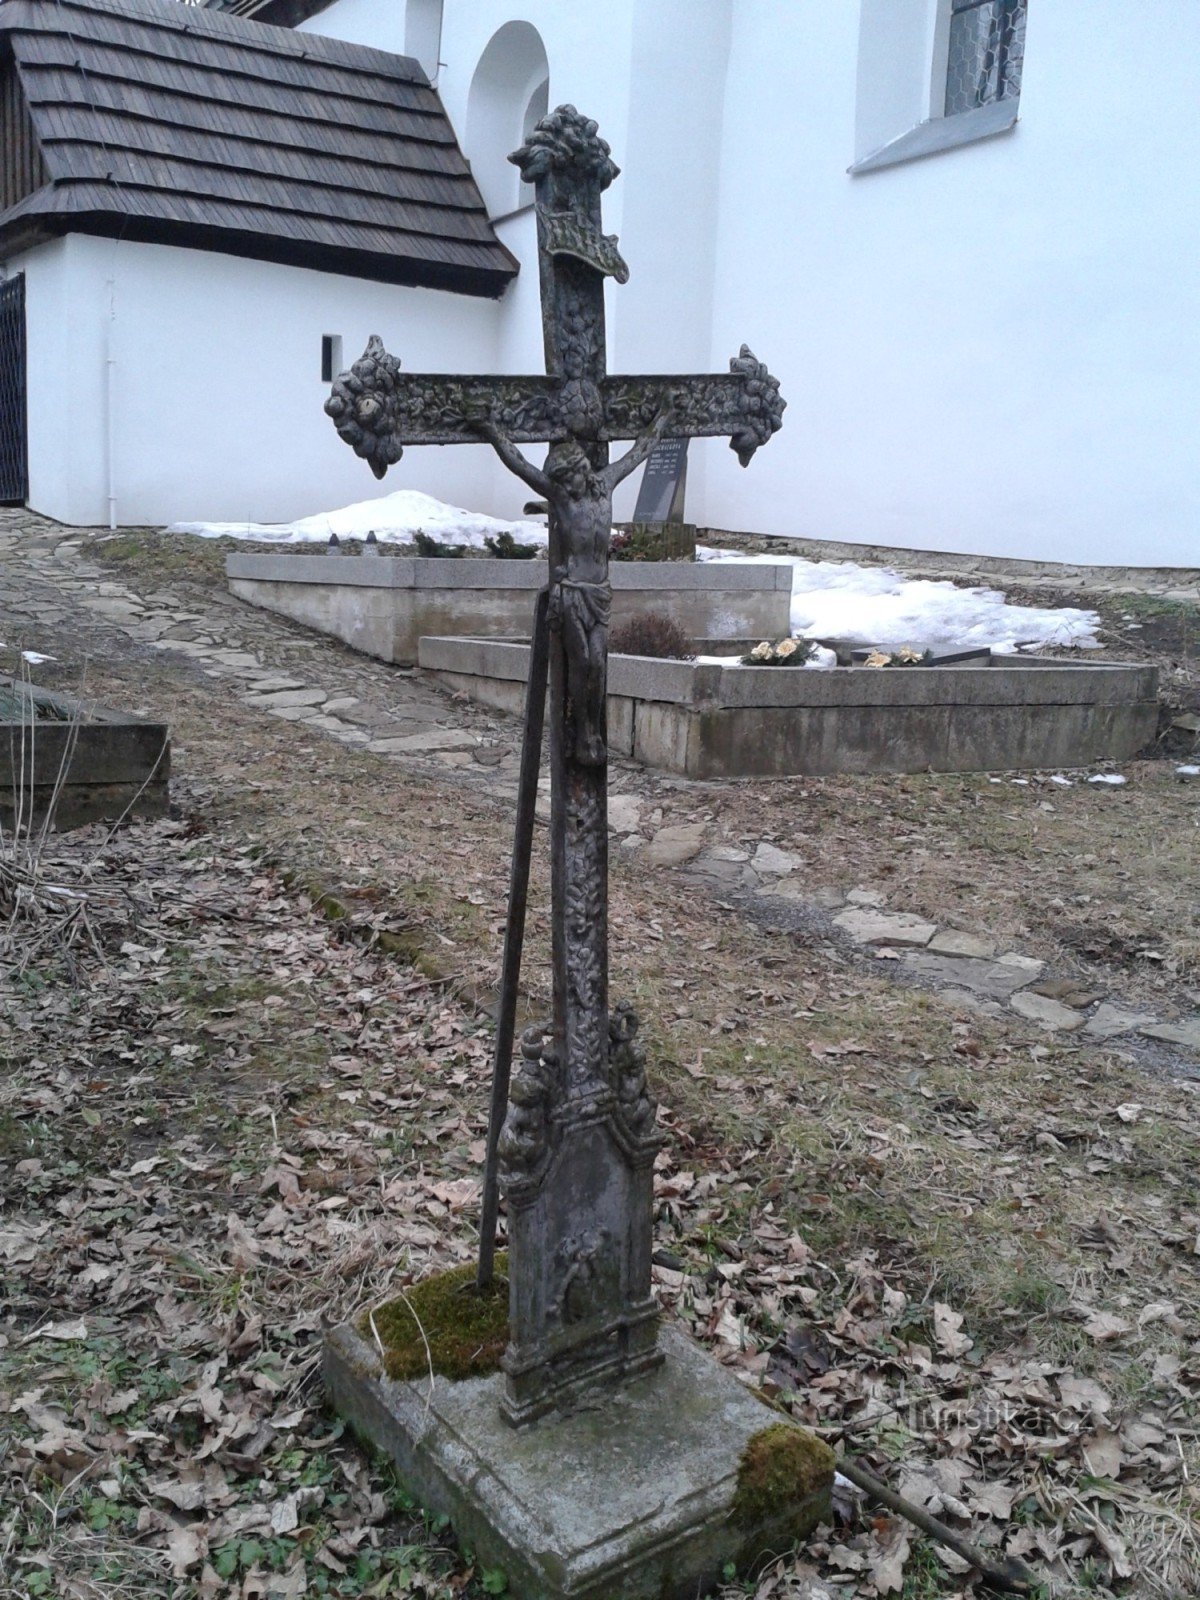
[472,420,553,500]
[603,394,679,491]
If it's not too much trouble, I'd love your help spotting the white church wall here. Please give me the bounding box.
[9,237,110,527]
[703,1,1200,566]
[21,234,504,528]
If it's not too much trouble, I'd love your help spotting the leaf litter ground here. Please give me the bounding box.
[2,535,1199,1600]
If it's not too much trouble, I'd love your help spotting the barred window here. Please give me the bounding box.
[944,0,1027,117]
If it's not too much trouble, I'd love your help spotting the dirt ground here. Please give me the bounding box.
[2,528,1198,1600]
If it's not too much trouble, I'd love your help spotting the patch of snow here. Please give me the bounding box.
[1087,773,1127,786]
[21,651,55,664]
[697,548,1101,653]
[1047,774,1074,786]
[1175,765,1200,779]
[169,489,548,550]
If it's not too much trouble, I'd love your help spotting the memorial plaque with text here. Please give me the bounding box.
[632,436,688,523]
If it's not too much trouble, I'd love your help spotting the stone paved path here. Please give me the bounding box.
[2,508,1197,1075]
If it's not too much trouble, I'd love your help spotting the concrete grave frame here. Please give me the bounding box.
[417,638,1159,779]
[1,680,170,830]
[225,552,793,665]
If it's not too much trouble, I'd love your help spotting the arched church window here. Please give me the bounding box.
[404,0,443,81]
[466,22,550,219]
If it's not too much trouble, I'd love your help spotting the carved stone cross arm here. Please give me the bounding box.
[326,337,785,485]
[601,347,786,469]
[324,336,568,481]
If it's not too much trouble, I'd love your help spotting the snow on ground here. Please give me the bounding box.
[169,489,548,550]
[170,490,1099,654]
[698,549,1100,653]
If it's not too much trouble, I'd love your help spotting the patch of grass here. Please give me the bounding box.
[899,1539,947,1599]
[92,528,240,591]
[362,1258,509,1382]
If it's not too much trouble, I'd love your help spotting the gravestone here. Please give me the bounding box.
[632,435,688,524]
[322,105,831,1599]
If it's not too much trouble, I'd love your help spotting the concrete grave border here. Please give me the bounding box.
[226,552,793,665]
[417,637,1159,778]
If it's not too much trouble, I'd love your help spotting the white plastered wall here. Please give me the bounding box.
[704,0,1200,565]
[16,233,504,527]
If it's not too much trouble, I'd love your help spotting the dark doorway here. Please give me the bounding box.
[0,274,28,504]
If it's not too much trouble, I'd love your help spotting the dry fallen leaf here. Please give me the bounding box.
[933,1302,973,1358]
[23,1318,88,1343]
[1082,1310,1132,1341]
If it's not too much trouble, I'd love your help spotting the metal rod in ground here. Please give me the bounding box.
[477,587,551,1292]
[835,1456,1037,1595]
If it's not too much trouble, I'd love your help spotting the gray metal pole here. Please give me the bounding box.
[477,587,550,1291]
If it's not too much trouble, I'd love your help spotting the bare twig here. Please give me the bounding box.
[836,1454,1040,1595]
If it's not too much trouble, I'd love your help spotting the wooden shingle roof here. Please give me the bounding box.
[0,0,518,295]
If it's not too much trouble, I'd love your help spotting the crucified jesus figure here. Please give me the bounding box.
[474,400,675,765]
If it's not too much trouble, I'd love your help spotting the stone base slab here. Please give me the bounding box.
[324,1321,830,1600]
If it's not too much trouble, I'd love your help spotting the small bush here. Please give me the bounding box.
[412,529,464,558]
[609,523,696,562]
[609,613,694,660]
[483,531,541,560]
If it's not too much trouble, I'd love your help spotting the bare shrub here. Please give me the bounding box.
[609,612,694,660]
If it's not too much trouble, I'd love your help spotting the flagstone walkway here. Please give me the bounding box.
[1,508,1197,1076]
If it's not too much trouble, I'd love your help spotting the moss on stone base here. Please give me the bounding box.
[360,1258,509,1383]
[733,1422,835,1531]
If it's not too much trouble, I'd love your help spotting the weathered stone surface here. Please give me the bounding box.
[367,729,479,754]
[324,1320,831,1600]
[846,888,885,907]
[834,907,937,948]
[1084,1003,1158,1040]
[900,951,1043,999]
[927,929,997,959]
[247,675,306,693]
[996,953,1045,980]
[1009,991,1086,1031]
[1139,1019,1200,1050]
[707,844,750,863]
[752,841,803,875]
[244,687,327,709]
[810,886,847,910]
[938,987,1005,1017]
[607,793,644,835]
[645,823,707,867]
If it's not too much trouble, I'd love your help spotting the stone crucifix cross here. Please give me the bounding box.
[326,104,784,1425]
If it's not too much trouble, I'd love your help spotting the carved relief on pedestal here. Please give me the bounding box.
[609,1002,658,1142]
[496,1023,557,1189]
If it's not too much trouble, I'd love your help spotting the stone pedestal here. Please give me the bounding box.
[324,1321,832,1600]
